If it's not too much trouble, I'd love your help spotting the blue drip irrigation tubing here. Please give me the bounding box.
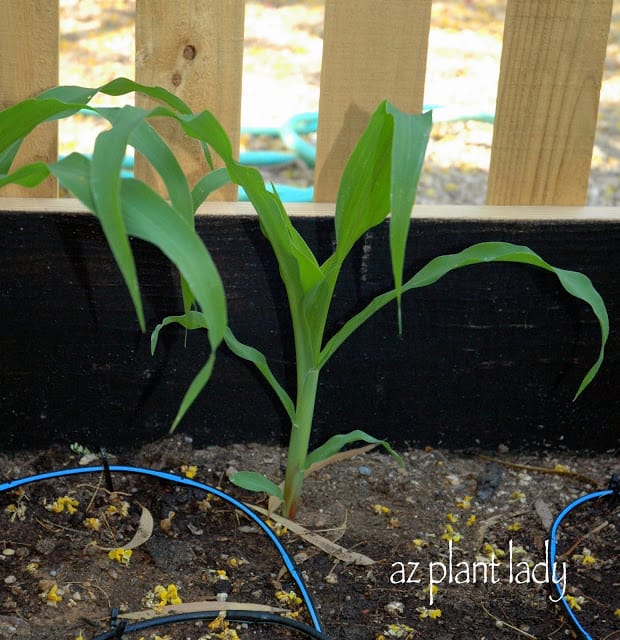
[0,465,324,636]
[64,105,494,202]
[547,488,614,640]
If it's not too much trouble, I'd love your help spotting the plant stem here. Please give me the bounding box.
[283,366,320,519]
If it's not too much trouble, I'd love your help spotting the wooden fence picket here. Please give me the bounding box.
[0,0,615,207]
[135,0,245,201]
[0,0,59,197]
[487,0,613,205]
[313,0,432,202]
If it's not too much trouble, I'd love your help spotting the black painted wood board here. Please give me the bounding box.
[1,208,618,452]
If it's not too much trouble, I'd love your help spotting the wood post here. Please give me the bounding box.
[0,0,59,197]
[135,0,245,201]
[487,0,613,205]
[314,0,432,202]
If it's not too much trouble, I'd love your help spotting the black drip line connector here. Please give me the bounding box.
[108,608,127,638]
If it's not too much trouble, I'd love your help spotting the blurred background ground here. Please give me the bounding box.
[58,0,619,205]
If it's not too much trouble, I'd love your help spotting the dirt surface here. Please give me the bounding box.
[1,437,617,640]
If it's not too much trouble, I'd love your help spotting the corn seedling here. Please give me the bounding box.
[0,79,608,518]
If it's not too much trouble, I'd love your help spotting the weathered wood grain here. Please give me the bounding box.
[135,0,244,200]
[314,0,431,201]
[0,1,59,197]
[487,0,613,205]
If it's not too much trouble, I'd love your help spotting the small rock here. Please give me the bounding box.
[385,600,404,615]
[3,576,16,585]
[0,615,31,637]
[145,535,195,571]
[476,462,504,500]
[35,538,56,555]
[358,465,372,476]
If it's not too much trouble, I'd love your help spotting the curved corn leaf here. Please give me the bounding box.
[128,120,193,222]
[90,106,148,329]
[305,430,403,470]
[40,77,192,114]
[223,328,295,421]
[118,182,227,431]
[151,310,209,355]
[119,179,227,350]
[192,168,231,210]
[229,471,284,499]
[386,104,432,332]
[151,313,294,425]
[49,153,94,209]
[320,242,608,399]
[333,102,393,263]
[168,353,217,431]
[0,162,51,189]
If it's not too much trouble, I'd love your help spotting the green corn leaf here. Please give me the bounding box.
[119,179,227,350]
[0,162,51,189]
[386,104,432,333]
[127,119,196,316]
[90,106,148,330]
[0,140,27,176]
[40,78,192,114]
[118,176,228,432]
[229,471,284,499]
[192,168,231,210]
[333,102,393,264]
[304,429,402,470]
[152,313,295,423]
[170,352,217,431]
[151,313,295,429]
[128,120,193,222]
[151,310,209,355]
[170,110,324,298]
[0,99,83,169]
[223,328,295,421]
[49,153,94,209]
[0,79,193,174]
[98,77,192,113]
[150,311,222,431]
[320,242,608,399]
[38,85,100,104]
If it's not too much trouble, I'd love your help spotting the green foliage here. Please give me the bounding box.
[0,79,609,518]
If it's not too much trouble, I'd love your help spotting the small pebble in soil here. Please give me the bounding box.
[358,465,371,476]
[384,601,405,615]
[476,462,504,500]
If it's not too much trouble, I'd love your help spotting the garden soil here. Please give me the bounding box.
[0,437,617,639]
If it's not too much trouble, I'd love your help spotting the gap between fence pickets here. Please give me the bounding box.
[1,197,619,221]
